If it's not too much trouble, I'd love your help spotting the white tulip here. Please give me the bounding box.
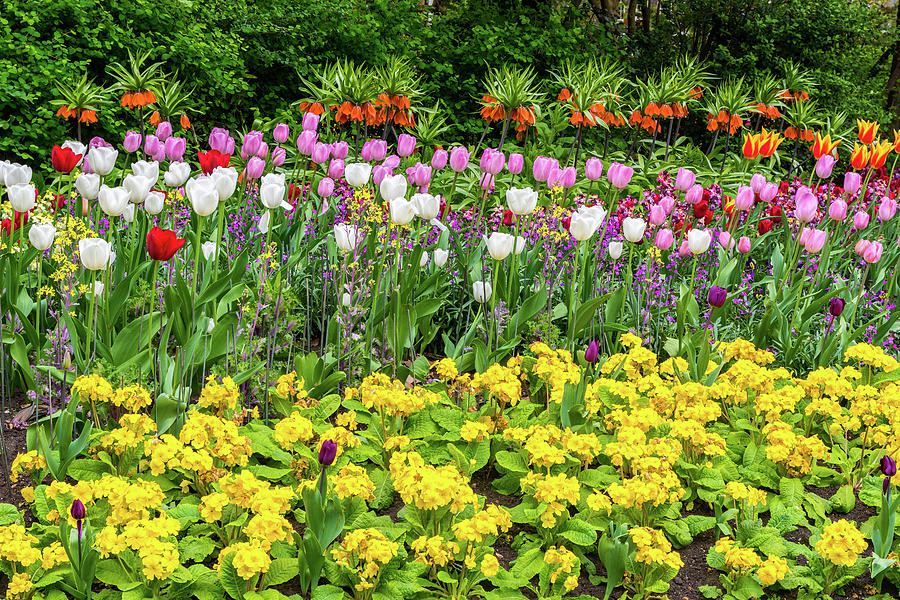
[87,147,118,176]
[434,248,449,266]
[107,248,116,267]
[4,163,32,186]
[486,232,515,261]
[622,217,646,243]
[569,205,607,241]
[186,177,219,216]
[8,183,36,212]
[28,223,56,251]
[258,211,270,234]
[0,161,9,185]
[506,186,538,215]
[411,193,439,220]
[206,318,215,334]
[260,173,286,209]
[202,241,218,260]
[98,185,130,217]
[344,163,372,187]
[93,281,105,296]
[122,203,135,223]
[688,229,712,255]
[211,166,238,201]
[389,198,416,225]
[123,174,153,203]
[144,191,165,215]
[419,251,429,267]
[333,224,360,253]
[473,280,492,303]
[131,160,159,183]
[62,140,86,160]
[164,162,191,187]
[379,174,407,201]
[75,173,100,200]
[78,238,111,270]
[342,292,352,307]
[514,236,526,255]
[608,241,624,260]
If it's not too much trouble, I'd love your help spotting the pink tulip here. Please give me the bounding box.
[480,148,505,174]
[302,112,320,132]
[879,198,897,222]
[815,154,836,179]
[328,158,344,179]
[397,134,417,157]
[123,131,141,153]
[864,241,883,263]
[734,186,754,211]
[853,210,869,230]
[660,196,675,215]
[804,229,827,253]
[760,182,779,203]
[678,240,690,257]
[155,121,172,142]
[718,231,735,250]
[273,123,290,144]
[649,204,666,226]
[561,166,577,188]
[585,157,603,181]
[256,141,269,160]
[480,173,495,191]
[144,134,161,156]
[383,155,401,170]
[855,239,871,255]
[532,156,552,182]
[241,131,263,160]
[432,149,448,171]
[246,156,265,179]
[296,131,317,155]
[209,128,235,155]
[844,172,861,195]
[685,183,704,204]
[507,152,524,175]
[750,173,767,195]
[608,162,634,190]
[272,147,286,167]
[793,186,817,223]
[799,228,811,246]
[311,142,330,165]
[449,146,470,172]
[372,165,390,186]
[737,236,751,253]
[318,176,334,197]
[655,228,674,250]
[546,167,563,188]
[674,167,695,192]
[331,141,350,160]
[829,200,848,221]
[165,137,186,162]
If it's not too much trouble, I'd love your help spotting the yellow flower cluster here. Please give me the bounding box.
[275,371,311,406]
[71,374,114,404]
[100,413,156,455]
[544,545,580,592]
[96,515,181,580]
[198,375,240,414]
[218,470,294,515]
[10,451,46,483]
[452,504,513,542]
[274,412,315,449]
[714,537,761,572]
[110,384,153,412]
[757,556,790,585]
[520,472,581,527]
[0,523,41,567]
[411,535,459,567]
[844,343,899,373]
[333,464,375,501]
[471,359,523,406]
[179,411,253,467]
[390,451,476,512]
[724,482,767,507]
[503,424,601,469]
[631,526,683,570]
[46,475,165,527]
[460,420,493,442]
[763,421,827,476]
[221,541,272,579]
[346,373,440,418]
[528,342,581,403]
[332,528,399,591]
[433,357,459,380]
[815,519,867,567]
[717,338,775,365]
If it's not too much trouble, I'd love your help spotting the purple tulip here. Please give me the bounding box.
[829,200,848,221]
[273,123,290,144]
[89,136,111,149]
[585,157,603,181]
[655,228,674,250]
[431,148,448,171]
[272,147,286,167]
[607,162,634,190]
[297,131,317,156]
[208,127,230,151]
[397,133,417,157]
[760,182,779,203]
[844,171,862,195]
[674,167,695,192]
[882,455,896,476]
[685,183,704,204]
[143,134,161,157]
[331,141,350,160]
[311,142,331,165]
[829,297,845,317]
[319,439,337,466]
[361,140,376,161]
[165,137,186,162]
[507,152,524,175]
[123,131,141,153]
[707,286,727,308]
[815,154,836,179]
[449,146,470,173]
[372,165,390,186]
[750,173,767,195]
[302,112,320,132]
[383,155,401,170]
[585,340,599,363]
[256,141,269,160]
[245,156,265,179]
[328,158,344,179]
[241,131,264,160]
[734,186,754,211]
[70,499,86,521]
[155,121,172,142]
[480,148,505,175]
[370,140,387,161]
[532,156,552,182]
[318,177,335,198]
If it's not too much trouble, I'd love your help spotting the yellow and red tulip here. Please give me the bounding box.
[850,143,871,170]
[857,119,879,144]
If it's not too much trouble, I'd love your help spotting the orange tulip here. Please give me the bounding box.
[810,132,839,159]
[869,140,892,169]
[850,144,871,170]
[857,119,879,144]
[742,133,761,159]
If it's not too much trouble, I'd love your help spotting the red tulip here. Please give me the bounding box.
[147,227,186,261]
[51,145,82,174]
[197,149,231,175]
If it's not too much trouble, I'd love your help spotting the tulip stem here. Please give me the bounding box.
[847,263,871,334]
[192,215,207,314]
[148,261,160,385]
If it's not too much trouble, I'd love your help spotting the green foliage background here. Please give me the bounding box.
[0,0,894,162]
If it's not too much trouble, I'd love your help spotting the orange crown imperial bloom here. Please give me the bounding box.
[742,133,761,159]
[557,88,572,102]
[850,144,871,170]
[645,102,659,117]
[56,105,75,119]
[857,119,879,144]
[810,132,839,160]
[869,140,892,169]
[79,109,98,124]
[181,114,191,130]
[148,111,161,126]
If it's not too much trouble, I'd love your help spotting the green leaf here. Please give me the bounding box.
[179,536,217,563]
[262,558,299,587]
[95,559,134,588]
[779,477,805,508]
[495,450,528,473]
[0,503,20,526]
[219,552,246,600]
[559,518,597,547]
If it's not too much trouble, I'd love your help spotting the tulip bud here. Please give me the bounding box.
[246,156,266,179]
[584,340,599,364]
[532,156,551,182]
[271,147,286,167]
[737,236,751,254]
[654,228,674,250]
[750,173,767,195]
[853,210,869,230]
[879,198,897,222]
[829,200,848,221]
[123,131,141,153]
[70,499,86,521]
[431,149,448,171]
[674,167,696,192]
[829,297,845,317]
[844,171,862,195]
[507,152,524,175]
[585,157,603,181]
[434,248,449,266]
[62,351,72,371]
[707,286,727,308]
[473,281,492,303]
[273,123,290,144]
[685,184,704,204]
[328,158,344,179]
[318,177,335,198]
[760,182,779,203]
[678,239,690,257]
[608,241,624,260]
[793,186,818,223]
[815,154,836,179]
[302,112,320,132]
[397,134,417,157]
[734,186,754,211]
[561,166,577,188]
[882,455,897,477]
[318,440,337,466]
